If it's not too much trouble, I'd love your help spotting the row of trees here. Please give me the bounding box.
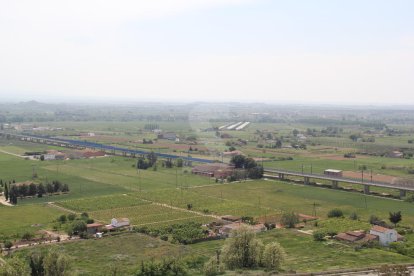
[4,181,69,205]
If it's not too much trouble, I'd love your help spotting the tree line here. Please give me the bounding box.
[2,180,69,205]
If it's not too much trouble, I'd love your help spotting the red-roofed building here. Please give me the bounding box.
[370,226,398,246]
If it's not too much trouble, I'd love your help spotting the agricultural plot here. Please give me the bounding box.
[56,194,151,212]
[0,204,66,239]
[192,180,414,225]
[135,188,281,218]
[90,203,212,226]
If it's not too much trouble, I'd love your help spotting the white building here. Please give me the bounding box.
[111,218,130,228]
[370,225,398,246]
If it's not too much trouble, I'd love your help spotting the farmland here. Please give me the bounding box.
[2,104,414,274]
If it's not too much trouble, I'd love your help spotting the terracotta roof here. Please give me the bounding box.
[346,231,365,238]
[87,223,104,228]
[335,232,361,242]
[371,225,393,233]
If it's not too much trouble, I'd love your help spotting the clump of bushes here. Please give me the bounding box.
[327,208,344,218]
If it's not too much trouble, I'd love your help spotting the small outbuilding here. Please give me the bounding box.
[324,169,343,177]
[87,223,104,235]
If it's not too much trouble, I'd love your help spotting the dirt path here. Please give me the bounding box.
[0,196,13,206]
[47,202,79,214]
[151,201,222,220]
[133,215,208,226]
[0,149,26,158]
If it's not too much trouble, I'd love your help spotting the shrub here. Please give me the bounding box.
[221,227,264,269]
[262,242,286,271]
[280,212,299,228]
[313,230,326,241]
[203,256,225,276]
[349,212,359,220]
[327,208,343,218]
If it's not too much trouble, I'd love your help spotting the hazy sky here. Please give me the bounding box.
[1,0,413,104]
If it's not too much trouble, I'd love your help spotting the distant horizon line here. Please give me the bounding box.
[1,99,414,109]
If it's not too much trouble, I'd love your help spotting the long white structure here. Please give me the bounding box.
[236,122,250,130]
[227,121,243,130]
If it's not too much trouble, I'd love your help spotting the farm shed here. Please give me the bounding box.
[335,231,378,243]
[324,169,343,177]
[192,163,235,178]
[87,223,104,235]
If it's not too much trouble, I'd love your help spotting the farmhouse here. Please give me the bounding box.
[192,163,235,178]
[324,169,343,177]
[87,223,104,235]
[369,225,400,246]
[335,226,403,246]
[110,218,130,228]
[157,132,178,141]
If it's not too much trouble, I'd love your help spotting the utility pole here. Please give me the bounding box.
[370,169,373,182]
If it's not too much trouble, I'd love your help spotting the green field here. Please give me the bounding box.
[2,118,414,275]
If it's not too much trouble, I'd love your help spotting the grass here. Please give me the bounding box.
[0,204,66,239]
[14,233,193,276]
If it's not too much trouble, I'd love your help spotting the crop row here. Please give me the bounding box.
[56,194,151,212]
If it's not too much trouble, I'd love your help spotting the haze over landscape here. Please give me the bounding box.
[3,1,414,275]
[1,0,414,104]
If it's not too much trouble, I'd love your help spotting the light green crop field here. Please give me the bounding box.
[0,204,66,239]
[2,122,414,275]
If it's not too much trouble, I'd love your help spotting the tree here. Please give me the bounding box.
[280,212,299,228]
[40,155,45,161]
[230,155,246,169]
[244,158,257,169]
[137,157,149,170]
[53,180,62,193]
[43,249,72,276]
[4,182,9,201]
[275,139,282,148]
[146,151,157,167]
[61,183,69,193]
[28,183,37,196]
[71,220,87,234]
[262,242,286,271]
[37,183,46,198]
[9,185,18,204]
[0,257,31,276]
[389,211,402,227]
[292,129,299,137]
[176,158,183,167]
[29,251,45,276]
[18,184,28,198]
[203,254,225,276]
[46,183,54,194]
[221,227,263,269]
[67,213,76,221]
